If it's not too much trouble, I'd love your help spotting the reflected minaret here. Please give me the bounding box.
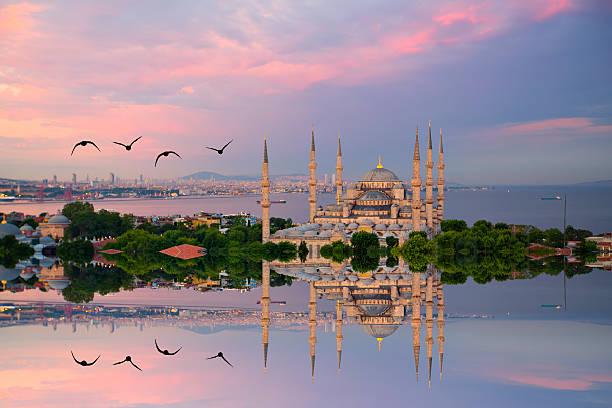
[308,282,317,382]
[261,261,271,374]
[308,126,317,223]
[425,121,434,229]
[411,271,422,381]
[261,134,271,242]
[425,272,434,388]
[336,133,343,206]
[411,127,422,232]
[336,300,343,374]
[437,129,445,225]
[436,272,446,380]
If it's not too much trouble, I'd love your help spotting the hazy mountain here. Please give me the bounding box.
[181,171,258,181]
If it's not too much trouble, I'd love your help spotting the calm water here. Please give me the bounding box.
[2,186,612,232]
[1,186,612,407]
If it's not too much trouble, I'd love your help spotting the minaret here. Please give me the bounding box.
[261,261,271,374]
[336,132,343,206]
[425,272,434,388]
[308,125,317,223]
[261,134,271,242]
[411,127,422,232]
[411,271,422,381]
[436,271,446,380]
[425,121,434,230]
[336,300,343,374]
[436,129,445,226]
[308,282,317,382]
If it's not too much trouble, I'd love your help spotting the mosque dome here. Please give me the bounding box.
[361,324,400,339]
[0,266,21,282]
[0,222,22,238]
[48,214,70,224]
[20,271,35,280]
[358,191,390,201]
[47,279,70,290]
[20,225,34,232]
[361,159,400,182]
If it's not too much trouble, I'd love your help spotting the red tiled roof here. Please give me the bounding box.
[98,249,123,254]
[159,244,207,260]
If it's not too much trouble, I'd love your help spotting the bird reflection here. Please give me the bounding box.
[71,351,100,367]
[207,352,233,367]
[155,339,181,356]
[113,355,142,371]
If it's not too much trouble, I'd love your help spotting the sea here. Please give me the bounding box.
[2,185,611,233]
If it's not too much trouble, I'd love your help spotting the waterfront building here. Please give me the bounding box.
[260,124,446,256]
[38,214,71,239]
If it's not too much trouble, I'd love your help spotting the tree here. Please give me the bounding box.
[544,228,564,248]
[0,235,34,268]
[62,201,94,219]
[298,241,309,262]
[57,239,94,264]
[350,231,380,272]
[441,219,467,232]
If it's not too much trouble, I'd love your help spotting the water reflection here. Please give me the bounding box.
[266,260,446,386]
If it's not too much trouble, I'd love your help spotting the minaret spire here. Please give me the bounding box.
[425,271,434,389]
[436,269,446,380]
[336,132,343,206]
[261,261,271,374]
[308,282,317,382]
[411,271,422,382]
[426,121,434,230]
[308,125,317,223]
[336,300,343,375]
[436,129,445,229]
[411,127,422,232]
[261,134,271,242]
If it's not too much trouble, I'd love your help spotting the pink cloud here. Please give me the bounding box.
[494,117,612,137]
[487,369,612,391]
[180,86,195,94]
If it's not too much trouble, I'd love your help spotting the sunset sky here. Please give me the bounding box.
[1,0,611,184]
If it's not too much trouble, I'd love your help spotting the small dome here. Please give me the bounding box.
[334,223,346,230]
[20,225,34,232]
[48,214,70,224]
[361,167,400,182]
[401,224,412,230]
[320,222,334,230]
[347,223,359,229]
[47,279,70,290]
[20,271,35,280]
[358,304,389,315]
[387,224,401,230]
[361,324,400,338]
[360,219,374,226]
[373,273,387,281]
[358,191,390,201]
[374,224,387,231]
[304,230,317,236]
[0,223,22,238]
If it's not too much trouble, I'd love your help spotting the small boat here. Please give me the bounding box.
[541,196,562,200]
[541,304,562,309]
[256,199,287,204]
[0,194,16,202]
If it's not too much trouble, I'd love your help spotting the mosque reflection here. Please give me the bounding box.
[263,260,446,385]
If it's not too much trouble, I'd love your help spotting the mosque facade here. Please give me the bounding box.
[261,123,446,258]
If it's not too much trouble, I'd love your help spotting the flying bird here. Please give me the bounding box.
[155,151,182,167]
[207,352,233,367]
[155,339,181,356]
[71,140,101,156]
[71,351,100,367]
[205,139,233,155]
[113,355,142,371]
[113,136,142,151]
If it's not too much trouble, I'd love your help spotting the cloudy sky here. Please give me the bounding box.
[1,0,611,184]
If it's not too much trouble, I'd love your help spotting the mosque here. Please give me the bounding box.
[261,123,446,258]
[261,260,446,386]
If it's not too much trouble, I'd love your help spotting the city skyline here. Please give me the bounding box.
[1,1,611,184]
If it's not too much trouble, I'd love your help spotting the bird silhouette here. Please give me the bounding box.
[207,352,233,367]
[71,140,101,156]
[155,339,181,356]
[113,136,142,151]
[113,355,142,371]
[71,351,100,367]
[205,140,233,155]
[155,151,181,167]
